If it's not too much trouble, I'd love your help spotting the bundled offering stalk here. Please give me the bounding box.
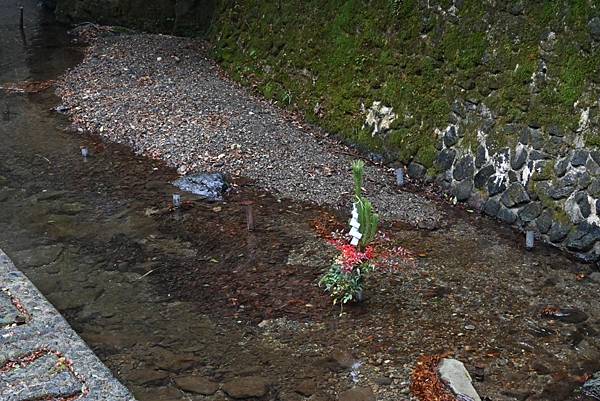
[352,160,379,250]
[319,160,380,305]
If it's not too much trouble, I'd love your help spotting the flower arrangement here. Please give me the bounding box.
[319,160,380,305]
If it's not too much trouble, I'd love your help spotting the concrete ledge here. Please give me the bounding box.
[0,248,135,401]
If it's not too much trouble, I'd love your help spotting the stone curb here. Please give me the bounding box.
[0,248,135,401]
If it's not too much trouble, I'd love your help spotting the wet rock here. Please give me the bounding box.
[497,206,517,224]
[338,387,375,401]
[438,358,481,401]
[483,197,500,217]
[583,375,600,399]
[529,130,544,150]
[475,145,488,168]
[487,176,507,196]
[453,179,473,202]
[548,222,569,243]
[535,210,553,234]
[127,367,170,385]
[407,162,427,180]
[435,148,456,171]
[474,165,495,189]
[571,149,589,167]
[518,202,542,223]
[554,158,569,177]
[543,307,589,324]
[174,375,219,395]
[222,377,269,399]
[511,147,528,170]
[501,183,530,208]
[453,155,475,181]
[575,192,591,218]
[590,180,600,197]
[549,184,574,200]
[444,126,459,147]
[566,223,600,252]
[172,172,228,201]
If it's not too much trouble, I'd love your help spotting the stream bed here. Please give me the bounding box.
[2,3,600,401]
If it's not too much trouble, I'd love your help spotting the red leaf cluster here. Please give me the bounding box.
[410,354,457,401]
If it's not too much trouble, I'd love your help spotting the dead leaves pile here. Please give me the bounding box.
[410,354,457,401]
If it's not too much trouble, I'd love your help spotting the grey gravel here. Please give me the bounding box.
[58,33,443,229]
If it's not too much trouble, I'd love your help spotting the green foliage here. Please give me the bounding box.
[356,196,379,248]
[352,159,365,197]
[351,160,379,248]
[318,262,373,305]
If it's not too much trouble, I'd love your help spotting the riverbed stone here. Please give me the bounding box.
[12,245,63,268]
[438,358,481,401]
[578,171,592,189]
[173,172,228,201]
[222,377,269,399]
[294,379,317,396]
[338,387,376,401]
[453,155,475,181]
[501,183,530,208]
[174,375,219,395]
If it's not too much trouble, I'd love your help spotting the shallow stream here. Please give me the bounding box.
[1,3,600,401]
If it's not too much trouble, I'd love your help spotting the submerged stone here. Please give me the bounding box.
[172,173,228,201]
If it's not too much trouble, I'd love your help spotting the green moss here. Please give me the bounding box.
[209,0,600,169]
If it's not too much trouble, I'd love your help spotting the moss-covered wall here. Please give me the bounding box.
[211,0,600,262]
[211,1,600,166]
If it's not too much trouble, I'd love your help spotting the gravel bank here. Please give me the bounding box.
[58,32,443,228]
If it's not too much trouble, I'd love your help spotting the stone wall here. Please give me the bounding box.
[406,100,600,262]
